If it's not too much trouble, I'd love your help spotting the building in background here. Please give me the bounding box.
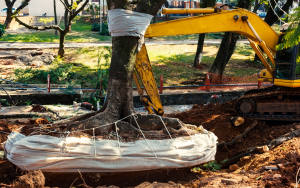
[0,0,88,17]
[28,0,65,16]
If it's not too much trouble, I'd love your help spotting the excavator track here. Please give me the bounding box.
[235,86,300,121]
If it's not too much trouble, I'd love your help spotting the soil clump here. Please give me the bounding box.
[29,105,47,113]
[17,170,45,188]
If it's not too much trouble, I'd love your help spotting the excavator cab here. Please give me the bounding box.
[273,35,300,87]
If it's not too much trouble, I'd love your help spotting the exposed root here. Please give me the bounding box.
[217,120,258,148]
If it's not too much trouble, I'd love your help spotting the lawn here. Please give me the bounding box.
[12,43,261,89]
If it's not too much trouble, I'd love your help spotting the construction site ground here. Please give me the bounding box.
[0,35,294,187]
[0,100,300,187]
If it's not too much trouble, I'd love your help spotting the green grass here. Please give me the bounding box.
[235,43,254,56]
[12,44,260,89]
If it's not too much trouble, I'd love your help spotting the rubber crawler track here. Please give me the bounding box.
[235,86,300,121]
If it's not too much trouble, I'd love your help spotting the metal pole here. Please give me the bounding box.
[99,0,102,33]
[54,0,58,35]
[103,0,105,19]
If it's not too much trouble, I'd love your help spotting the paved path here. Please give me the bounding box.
[0,39,249,50]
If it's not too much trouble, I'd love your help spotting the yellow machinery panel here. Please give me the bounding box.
[134,44,164,116]
[274,79,300,88]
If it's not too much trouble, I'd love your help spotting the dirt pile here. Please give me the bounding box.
[136,181,184,188]
[168,101,300,162]
[1,50,56,67]
[223,137,300,187]
[29,105,47,113]
[0,120,20,143]
[17,170,45,188]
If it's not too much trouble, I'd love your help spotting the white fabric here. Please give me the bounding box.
[5,131,217,172]
[108,9,153,38]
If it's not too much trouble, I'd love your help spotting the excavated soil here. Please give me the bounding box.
[1,100,300,187]
[167,100,300,162]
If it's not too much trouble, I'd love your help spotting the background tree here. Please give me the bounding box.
[193,0,216,68]
[277,6,300,62]
[4,0,17,29]
[252,0,294,62]
[86,4,100,24]
[0,24,5,37]
[209,0,294,76]
[63,0,189,134]
[14,0,89,57]
[164,1,169,20]
[209,0,251,76]
[264,0,294,26]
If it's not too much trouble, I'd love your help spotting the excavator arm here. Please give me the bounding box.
[133,8,279,116]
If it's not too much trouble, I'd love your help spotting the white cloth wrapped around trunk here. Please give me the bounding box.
[108,9,153,38]
[5,131,217,172]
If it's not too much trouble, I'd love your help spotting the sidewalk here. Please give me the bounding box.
[0,39,249,50]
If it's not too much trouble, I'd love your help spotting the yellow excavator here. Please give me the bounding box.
[133,7,300,121]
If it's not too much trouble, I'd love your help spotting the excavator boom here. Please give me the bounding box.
[133,8,283,116]
[145,8,278,52]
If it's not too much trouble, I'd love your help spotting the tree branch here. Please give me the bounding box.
[59,0,71,12]
[13,0,30,17]
[14,16,63,32]
[63,0,71,8]
[4,0,12,7]
[69,0,89,23]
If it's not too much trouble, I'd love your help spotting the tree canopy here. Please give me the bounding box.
[278,6,300,62]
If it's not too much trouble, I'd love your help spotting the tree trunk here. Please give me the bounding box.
[208,0,250,75]
[209,32,239,75]
[66,36,138,133]
[64,9,68,29]
[194,34,205,68]
[64,0,185,133]
[193,0,216,68]
[58,32,66,57]
[4,10,13,29]
[4,0,14,29]
[152,15,157,23]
